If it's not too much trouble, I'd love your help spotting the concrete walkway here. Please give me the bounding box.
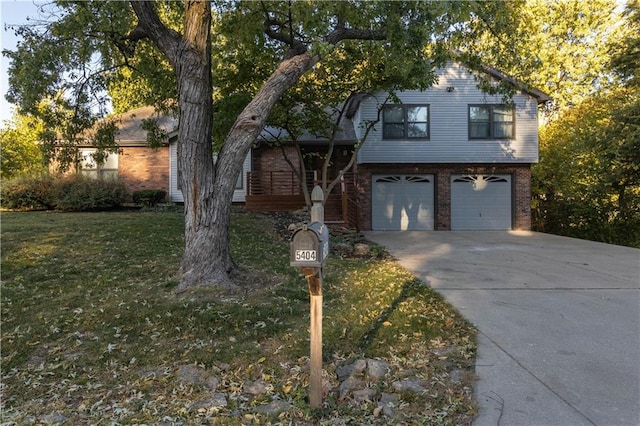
[364,230,640,426]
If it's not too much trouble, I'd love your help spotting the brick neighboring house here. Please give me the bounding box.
[68,106,177,202]
[71,105,250,204]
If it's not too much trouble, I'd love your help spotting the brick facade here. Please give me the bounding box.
[251,146,303,195]
[253,145,300,173]
[356,163,532,231]
[118,146,170,200]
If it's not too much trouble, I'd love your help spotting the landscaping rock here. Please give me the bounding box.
[332,242,354,256]
[378,393,399,418]
[40,412,67,424]
[336,365,353,381]
[339,376,366,399]
[353,388,378,403]
[392,377,428,393]
[351,359,367,374]
[251,400,292,416]
[336,358,392,400]
[212,392,229,407]
[432,345,461,358]
[380,392,399,405]
[191,393,228,410]
[336,359,367,381]
[335,364,353,381]
[449,369,464,384]
[353,243,371,256]
[176,364,219,390]
[379,403,396,418]
[244,379,268,396]
[367,358,390,379]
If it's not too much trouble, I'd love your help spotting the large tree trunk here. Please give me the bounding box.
[174,3,232,290]
[132,1,318,290]
[179,51,318,290]
[183,51,318,289]
[132,1,234,290]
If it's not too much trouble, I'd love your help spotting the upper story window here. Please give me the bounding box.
[469,105,514,139]
[79,149,118,179]
[382,105,430,140]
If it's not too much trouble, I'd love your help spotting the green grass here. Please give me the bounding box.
[1,208,477,424]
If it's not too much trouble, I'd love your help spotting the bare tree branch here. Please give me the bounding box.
[263,15,307,58]
[325,27,386,45]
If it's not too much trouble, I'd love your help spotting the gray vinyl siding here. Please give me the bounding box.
[356,62,540,164]
[169,142,182,202]
[169,142,251,203]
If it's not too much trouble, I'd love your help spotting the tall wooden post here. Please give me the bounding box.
[308,185,324,408]
[290,186,327,409]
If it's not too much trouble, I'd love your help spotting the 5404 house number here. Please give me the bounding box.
[295,250,317,261]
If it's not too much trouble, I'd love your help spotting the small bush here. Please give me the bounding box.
[0,174,55,210]
[53,175,129,211]
[1,174,129,212]
[133,189,166,207]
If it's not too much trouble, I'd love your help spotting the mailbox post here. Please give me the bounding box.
[290,186,327,408]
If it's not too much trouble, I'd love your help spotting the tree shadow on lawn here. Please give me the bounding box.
[357,278,426,353]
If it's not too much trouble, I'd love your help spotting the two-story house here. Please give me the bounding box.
[352,62,550,231]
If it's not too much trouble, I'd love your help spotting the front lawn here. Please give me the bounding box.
[1,208,476,424]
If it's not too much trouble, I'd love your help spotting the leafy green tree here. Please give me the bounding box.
[532,0,640,247]
[106,2,180,114]
[0,114,45,179]
[263,90,391,209]
[209,2,523,209]
[533,88,640,247]
[606,0,640,240]
[5,0,522,290]
[466,0,624,119]
[610,0,640,89]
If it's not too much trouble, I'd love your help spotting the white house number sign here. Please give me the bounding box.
[295,249,317,262]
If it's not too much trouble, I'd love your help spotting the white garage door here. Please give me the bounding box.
[372,175,434,230]
[451,174,512,230]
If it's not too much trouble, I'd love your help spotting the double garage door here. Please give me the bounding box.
[372,174,512,231]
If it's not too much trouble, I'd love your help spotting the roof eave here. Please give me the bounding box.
[478,63,552,104]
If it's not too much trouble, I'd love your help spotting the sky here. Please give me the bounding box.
[1,0,42,123]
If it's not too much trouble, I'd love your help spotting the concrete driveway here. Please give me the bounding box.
[364,230,640,426]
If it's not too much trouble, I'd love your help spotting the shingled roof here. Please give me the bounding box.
[110,106,178,146]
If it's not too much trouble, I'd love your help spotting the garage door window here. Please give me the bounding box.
[383,105,430,140]
[453,175,508,188]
